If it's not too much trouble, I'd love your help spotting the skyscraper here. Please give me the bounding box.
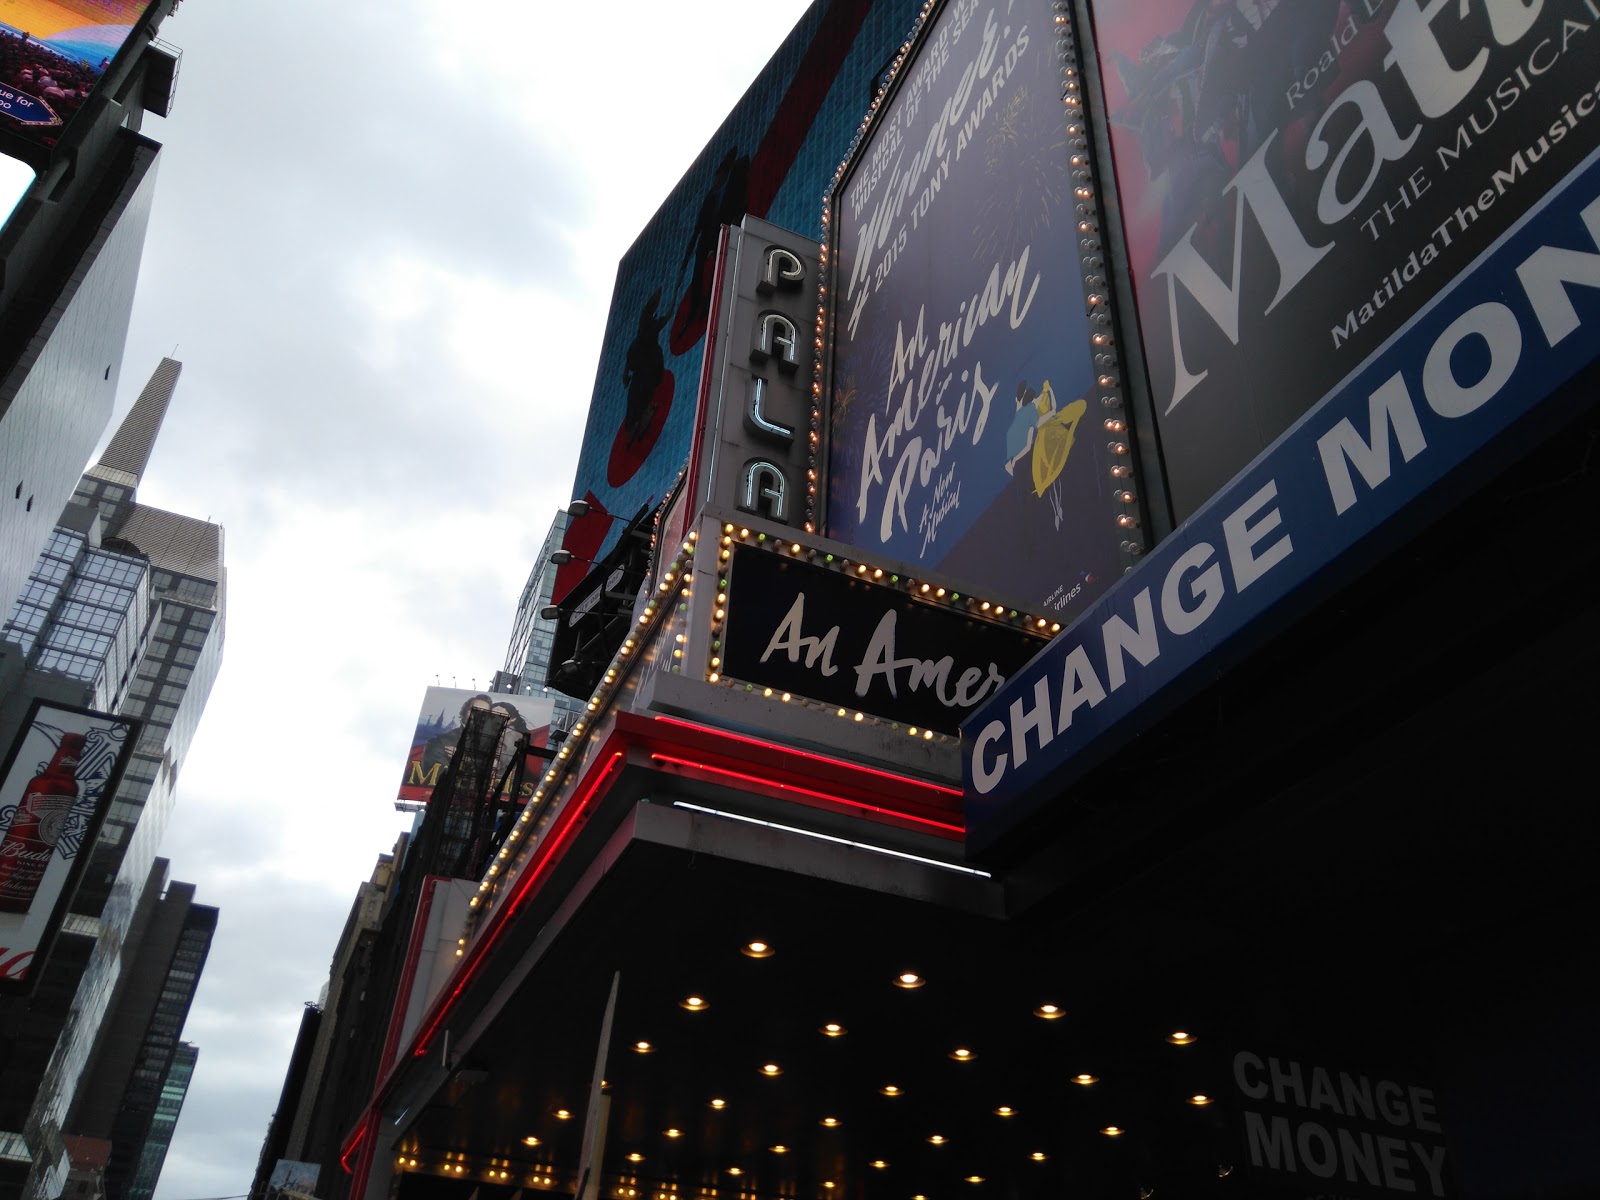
[0,1,185,615]
[492,511,582,727]
[67,861,214,1200]
[0,359,224,1200]
[125,1042,196,1200]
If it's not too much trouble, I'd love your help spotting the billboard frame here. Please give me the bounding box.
[812,0,1155,618]
[0,697,139,996]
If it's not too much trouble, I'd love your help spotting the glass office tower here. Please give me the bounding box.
[0,360,224,1200]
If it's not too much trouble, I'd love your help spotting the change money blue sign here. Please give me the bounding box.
[965,145,1600,854]
[825,0,1134,621]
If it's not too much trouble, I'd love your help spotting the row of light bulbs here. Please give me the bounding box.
[467,533,699,926]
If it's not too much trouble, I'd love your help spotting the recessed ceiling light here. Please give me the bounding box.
[710,1098,727,1110]
[1072,1074,1099,1085]
[928,1135,948,1146]
[894,972,925,989]
[1166,1031,1196,1045]
[1029,1152,1047,1162]
[760,1063,782,1077]
[821,1022,846,1037]
[665,1129,682,1139]
[1188,1094,1213,1106]
[949,1047,974,1062]
[634,1041,654,1053]
[726,1168,743,1177]
[1101,1126,1125,1137]
[626,1154,644,1164]
[1033,1004,1064,1020]
[994,1106,1016,1118]
[870,1161,888,1170]
[880,1084,903,1096]
[820,1117,840,1128]
[742,941,774,958]
[823,1183,836,1190]
[522,1137,540,1147]
[555,1110,572,1120]
[965,1176,984,1184]
[680,996,709,1012]
[770,1145,788,1155]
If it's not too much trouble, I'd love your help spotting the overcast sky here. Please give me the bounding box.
[94,2,816,1196]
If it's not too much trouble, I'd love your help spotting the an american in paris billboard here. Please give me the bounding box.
[0,0,159,152]
[0,700,138,993]
[964,144,1600,852]
[397,687,555,807]
[556,0,927,604]
[824,0,1138,621]
[1089,0,1600,519]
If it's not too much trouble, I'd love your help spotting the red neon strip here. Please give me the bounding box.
[340,1114,369,1174]
[650,715,963,797]
[410,751,626,1058]
[376,875,442,1078]
[650,753,964,834]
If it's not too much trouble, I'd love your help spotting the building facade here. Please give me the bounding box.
[0,359,224,1200]
[260,3,1600,1200]
[66,860,214,1200]
[492,511,582,727]
[0,1,185,615]
[126,1041,196,1200]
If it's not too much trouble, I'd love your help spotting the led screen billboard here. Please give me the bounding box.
[823,0,1136,621]
[0,700,137,992]
[556,0,926,603]
[397,687,555,807]
[1088,0,1600,519]
[0,0,157,151]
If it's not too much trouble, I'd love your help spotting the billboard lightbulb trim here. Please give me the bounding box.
[814,0,1149,622]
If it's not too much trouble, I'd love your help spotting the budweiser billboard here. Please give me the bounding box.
[0,699,138,992]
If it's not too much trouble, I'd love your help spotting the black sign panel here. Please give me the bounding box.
[722,546,1048,734]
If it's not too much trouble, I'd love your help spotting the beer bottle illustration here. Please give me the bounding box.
[0,732,86,914]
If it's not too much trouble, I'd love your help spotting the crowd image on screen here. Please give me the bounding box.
[1,29,102,132]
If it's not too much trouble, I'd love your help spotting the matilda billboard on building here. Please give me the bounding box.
[0,700,137,992]
[1089,0,1600,518]
[0,0,158,152]
[824,0,1139,621]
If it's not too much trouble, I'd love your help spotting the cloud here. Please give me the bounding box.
[89,3,820,1199]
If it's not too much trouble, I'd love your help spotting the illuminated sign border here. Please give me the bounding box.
[810,0,1148,616]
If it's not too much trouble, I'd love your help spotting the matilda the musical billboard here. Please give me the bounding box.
[1088,0,1600,518]
[824,0,1139,621]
